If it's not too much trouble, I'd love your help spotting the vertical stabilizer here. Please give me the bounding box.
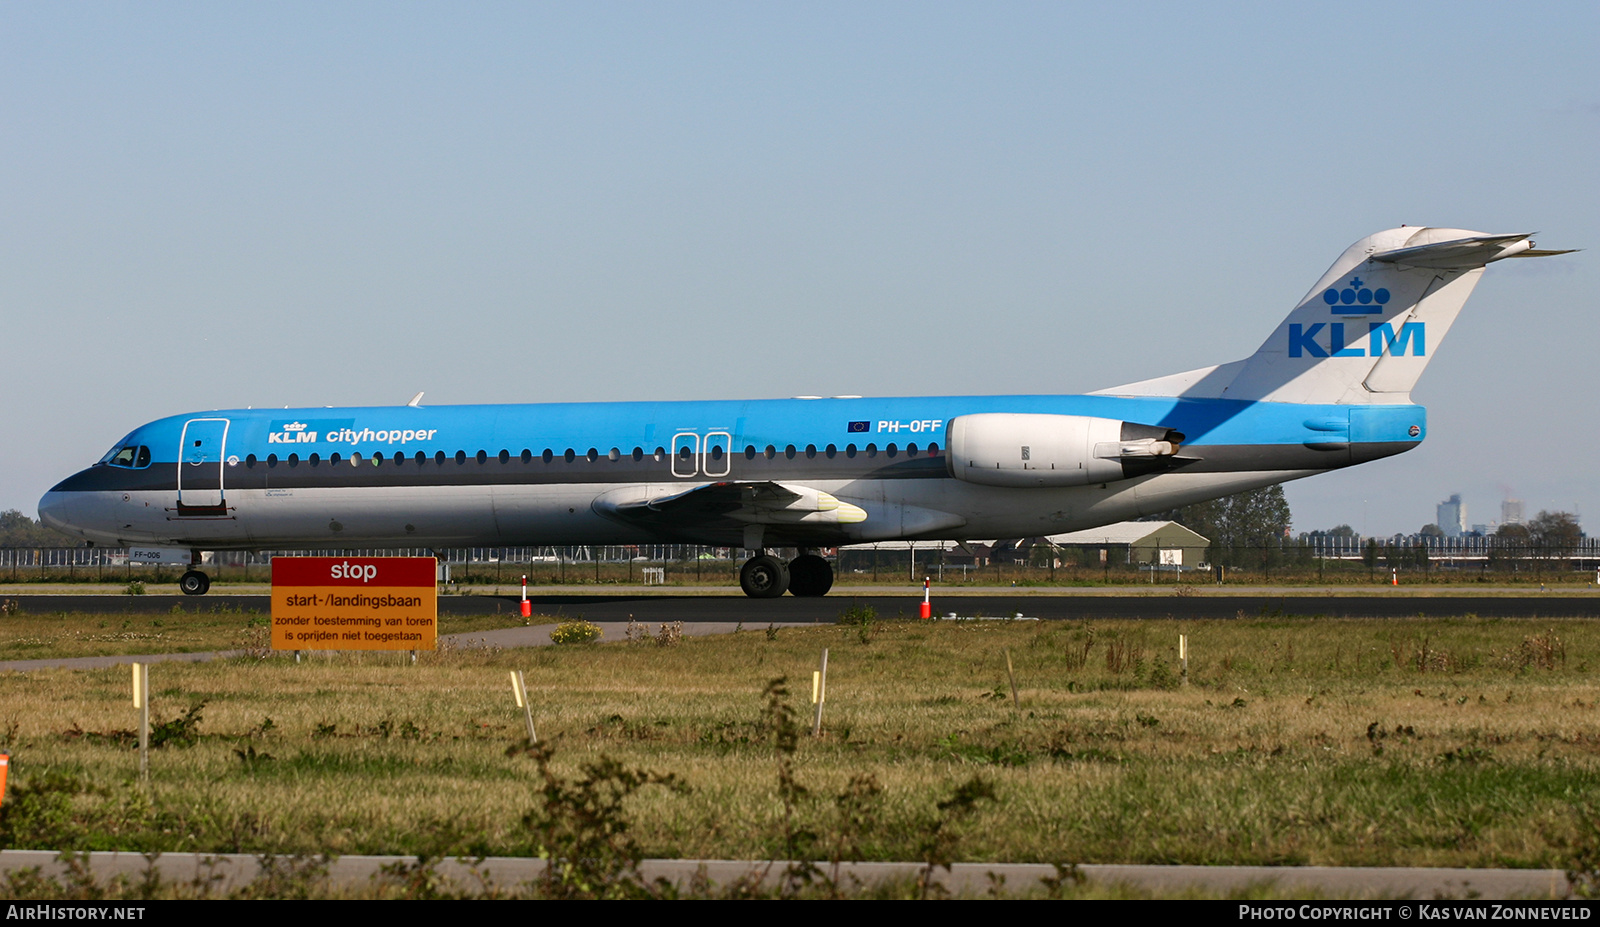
[1098,227,1570,404]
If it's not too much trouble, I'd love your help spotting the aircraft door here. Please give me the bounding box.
[671,432,700,478]
[178,418,230,509]
[704,432,732,477]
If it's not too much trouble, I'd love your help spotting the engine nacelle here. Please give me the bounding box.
[945,413,1182,488]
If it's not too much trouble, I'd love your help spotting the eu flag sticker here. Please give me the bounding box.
[847,421,870,433]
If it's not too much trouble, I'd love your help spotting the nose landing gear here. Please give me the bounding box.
[179,570,211,596]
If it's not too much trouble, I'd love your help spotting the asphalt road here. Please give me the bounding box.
[9,592,1600,620]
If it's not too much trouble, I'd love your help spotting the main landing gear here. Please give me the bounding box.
[738,552,834,598]
[179,570,211,596]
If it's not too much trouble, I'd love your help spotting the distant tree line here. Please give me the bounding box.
[0,510,81,548]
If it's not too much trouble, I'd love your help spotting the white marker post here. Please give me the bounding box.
[509,670,537,744]
[132,662,149,781]
[811,648,829,737]
[1179,634,1189,686]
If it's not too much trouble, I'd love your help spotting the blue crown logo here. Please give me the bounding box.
[1322,276,1389,314]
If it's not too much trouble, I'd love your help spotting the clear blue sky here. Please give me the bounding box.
[4,2,1595,537]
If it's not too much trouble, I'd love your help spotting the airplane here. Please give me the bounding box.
[38,226,1572,598]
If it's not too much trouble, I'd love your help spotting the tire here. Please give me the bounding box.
[739,555,790,598]
[787,554,834,597]
[179,570,210,596]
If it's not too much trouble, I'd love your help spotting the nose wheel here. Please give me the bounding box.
[179,570,211,596]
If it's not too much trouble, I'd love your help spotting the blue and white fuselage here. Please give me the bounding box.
[39,226,1569,596]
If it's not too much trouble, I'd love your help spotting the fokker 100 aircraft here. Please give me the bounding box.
[40,226,1571,597]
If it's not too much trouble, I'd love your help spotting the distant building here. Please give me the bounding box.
[1039,521,1211,568]
[1437,494,1465,538]
[1502,499,1524,526]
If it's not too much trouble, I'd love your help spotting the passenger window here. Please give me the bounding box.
[347,453,357,466]
[907,443,918,457]
[586,448,598,463]
[608,448,620,461]
[710,445,724,461]
[764,445,776,459]
[288,454,300,467]
[825,444,837,459]
[805,444,816,459]
[520,449,532,463]
[267,454,278,467]
[498,450,510,463]
[654,447,666,461]
[633,447,644,461]
[564,449,576,463]
[886,444,898,458]
[846,444,857,458]
[394,451,405,465]
[246,454,257,467]
[865,444,877,458]
[435,451,446,465]
[416,451,426,465]
[927,442,940,456]
[542,449,553,463]
[455,451,466,464]
[309,454,320,466]
[476,450,488,464]
[785,445,796,459]
[744,446,756,459]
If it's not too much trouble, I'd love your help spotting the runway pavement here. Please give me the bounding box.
[7,591,1600,621]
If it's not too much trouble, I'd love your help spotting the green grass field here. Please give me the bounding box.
[1,611,1598,882]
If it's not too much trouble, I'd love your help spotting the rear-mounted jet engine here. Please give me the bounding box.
[945,413,1184,487]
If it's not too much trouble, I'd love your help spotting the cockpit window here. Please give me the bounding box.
[104,445,152,470]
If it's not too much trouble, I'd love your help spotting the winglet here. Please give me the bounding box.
[406,392,425,408]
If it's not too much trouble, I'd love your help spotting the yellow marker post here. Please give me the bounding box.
[509,670,537,744]
[132,663,149,781]
[811,648,829,737]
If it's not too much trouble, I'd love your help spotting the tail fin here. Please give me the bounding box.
[1100,227,1572,404]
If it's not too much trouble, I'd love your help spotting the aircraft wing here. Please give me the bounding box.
[592,481,868,531]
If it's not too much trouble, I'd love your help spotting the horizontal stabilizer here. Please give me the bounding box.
[1371,232,1538,269]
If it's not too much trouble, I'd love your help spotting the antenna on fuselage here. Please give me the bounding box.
[407,392,425,408]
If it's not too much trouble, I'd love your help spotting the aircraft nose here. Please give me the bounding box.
[37,489,76,535]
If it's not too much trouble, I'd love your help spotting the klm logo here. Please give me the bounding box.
[267,418,352,445]
[268,421,318,444]
[1323,275,1389,314]
[1288,322,1425,358]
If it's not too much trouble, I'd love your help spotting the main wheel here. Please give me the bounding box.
[787,554,834,597]
[739,555,790,598]
[179,570,210,596]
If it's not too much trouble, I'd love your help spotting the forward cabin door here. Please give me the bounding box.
[177,418,230,512]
